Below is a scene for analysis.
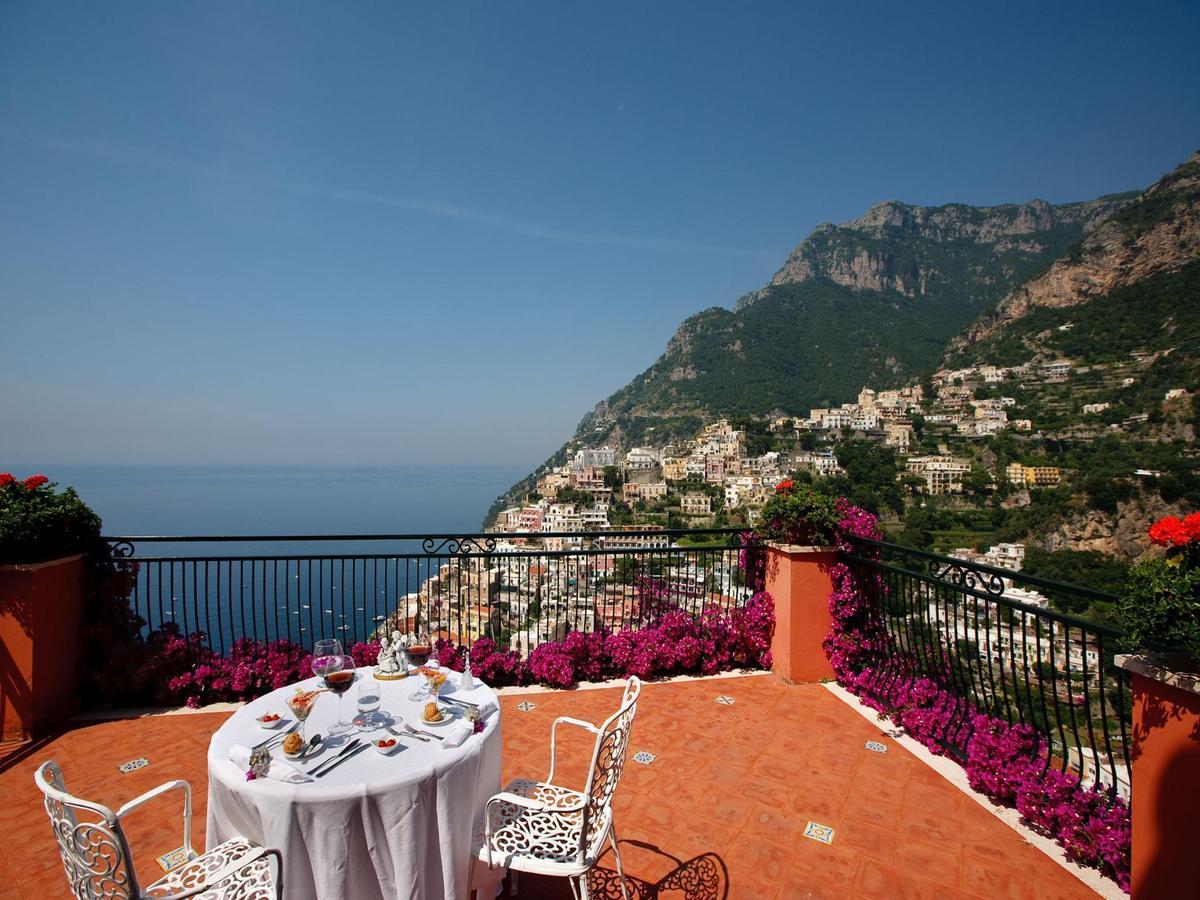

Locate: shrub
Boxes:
[1115,512,1200,655]
[754,479,840,546]
[0,474,102,564]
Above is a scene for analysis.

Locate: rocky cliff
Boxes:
[948,152,1200,355]
[738,195,1128,308]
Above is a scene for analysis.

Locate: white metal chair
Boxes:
[474,677,641,900]
[35,760,281,899]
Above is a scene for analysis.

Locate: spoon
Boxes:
[296,734,322,760]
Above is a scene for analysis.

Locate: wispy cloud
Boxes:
[2,128,772,258]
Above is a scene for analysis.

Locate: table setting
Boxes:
[205,638,503,899]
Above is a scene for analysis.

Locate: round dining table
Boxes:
[205,667,503,900]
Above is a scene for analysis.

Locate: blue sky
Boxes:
[2,1,1198,467]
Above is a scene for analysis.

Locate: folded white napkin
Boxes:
[448,678,498,719]
[441,722,473,749]
[228,744,313,783]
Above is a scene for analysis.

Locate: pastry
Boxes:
[282,732,303,755]
[423,702,443,723]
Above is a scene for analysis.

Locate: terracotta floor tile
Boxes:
[958,855,1038,900]
[893,837,963,889]
[3,677,1106,900]
[723,832,791,899]
[788,839,863,887]
[855,857,926,900]
[835,818,899,864]
[695,788,756,831]
[740,800,809,846]
[841,786,904,829]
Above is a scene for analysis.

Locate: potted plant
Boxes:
[755,479,843,683]
[754,479,841,548]
[0,474,102,739]
[1113,513,1200,899]
[1115,513,1200,664]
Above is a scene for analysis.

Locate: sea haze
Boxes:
[24,465,525,551]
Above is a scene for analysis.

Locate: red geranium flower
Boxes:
[22,474,49,490]
[775,479,794,494]
[1184,511,1200,543]
[1148,515,1192,547]
[0,473,14,488]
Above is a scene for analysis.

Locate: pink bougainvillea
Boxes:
[131,587,775,710]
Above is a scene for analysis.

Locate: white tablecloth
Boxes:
[206,668,502,900]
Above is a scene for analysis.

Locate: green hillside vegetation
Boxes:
[956,259,1200,369]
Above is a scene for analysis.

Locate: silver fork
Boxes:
[405,722,443,742]
[387,724,429,743]
[254,722,298,751]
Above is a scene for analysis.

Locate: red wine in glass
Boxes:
[324,670,354,694]
[323,663,355,734]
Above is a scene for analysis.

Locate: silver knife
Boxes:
[308,739,361,776]
[315,742,370,778]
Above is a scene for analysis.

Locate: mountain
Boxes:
[947,151,1200,359]
[485,192,1129,522]
[594,195,1127,440]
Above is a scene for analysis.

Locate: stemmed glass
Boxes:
[406,631,433,701]
[313,639,354,735]
[405,631,431,668]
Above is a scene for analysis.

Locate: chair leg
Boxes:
[609,824,630,900]
[568,875,581,900]
[577,873,590,900]
[508,869,519,896]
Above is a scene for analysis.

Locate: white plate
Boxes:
[419,709,457,727]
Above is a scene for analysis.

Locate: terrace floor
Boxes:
[0,674,1104,899]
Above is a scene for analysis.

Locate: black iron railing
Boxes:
[841,537,1131,799]
[104,528,750,657]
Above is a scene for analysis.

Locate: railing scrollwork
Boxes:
[106,540,135,559]
[926,559,1007,598]
[420,535,498,556]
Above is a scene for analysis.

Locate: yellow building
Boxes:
[1025,466,1062,487]
[662,457,688,481]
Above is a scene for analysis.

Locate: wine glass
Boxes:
[312,639,345,680]
[405,631,431,668]
[313,640,353,734]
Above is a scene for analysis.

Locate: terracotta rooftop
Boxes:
[0,674,1105,899]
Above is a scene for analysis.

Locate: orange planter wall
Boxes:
[1127,669,1200,900]
[764,544,837,683]
[0,554,86,742]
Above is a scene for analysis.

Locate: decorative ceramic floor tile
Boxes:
[865,740,888,753]
[516,701,537,712]
[156,847,195,872]
[803,821,836,845]
[118,757,150,774]
[715,695,736,705]
[632,751,656,765]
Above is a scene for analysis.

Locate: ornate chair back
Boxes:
[35,760,141,899]
[578,676,641,859]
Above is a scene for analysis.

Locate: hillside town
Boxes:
[489,352,1192,541]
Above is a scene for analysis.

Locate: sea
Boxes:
[31,464,525,544]
[20,464,530,648]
